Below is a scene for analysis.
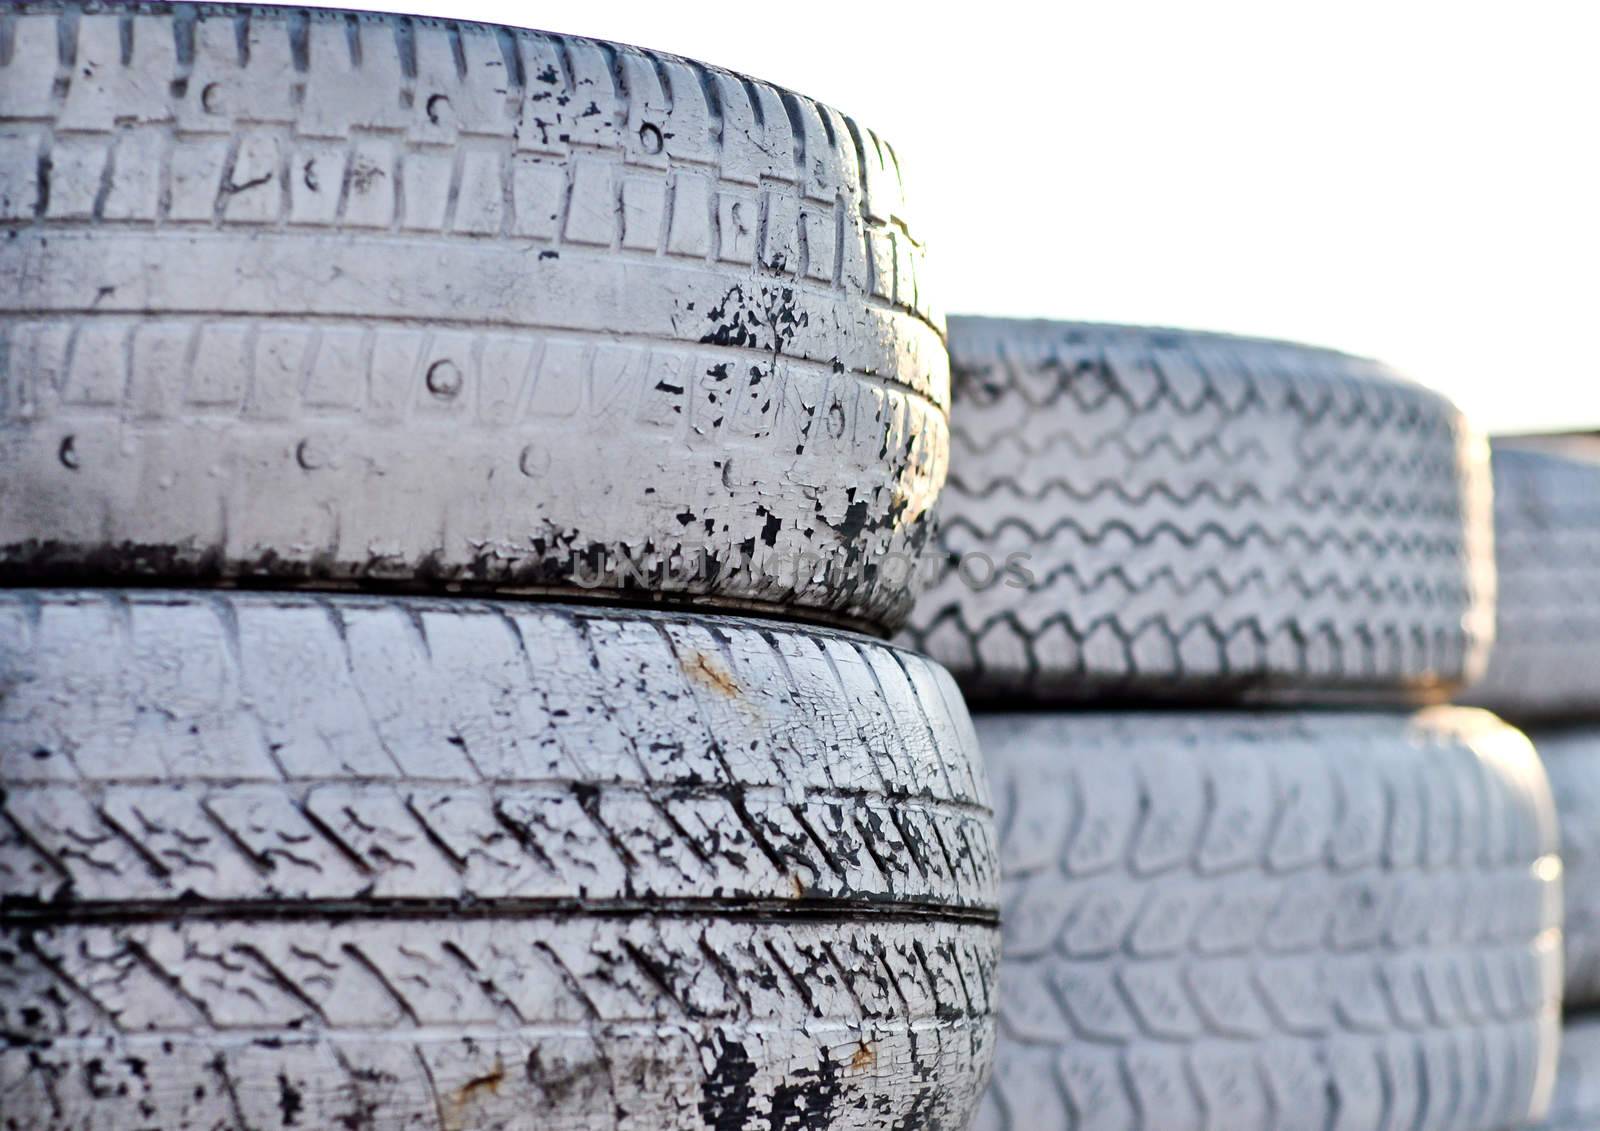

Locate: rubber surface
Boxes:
[1462,445,1600,723]
[975,708,1563,1131]
[1534,1015,1600,1131]
[0,590,999,1130]
[900,318,1495,704]
[0,2,948,634]
[1529,727,1600,1009]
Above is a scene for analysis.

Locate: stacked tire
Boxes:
[0,5,1000,1129]
[1464,440,1600,1130]
[905,319,1564,1131]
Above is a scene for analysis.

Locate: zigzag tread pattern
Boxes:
[901,318,1494,704]
[1462,444,1600,723]
[0,917,999,1131]
[0,777,997,911]
[973,708,1564,1131]
[1528,727,1600,1007]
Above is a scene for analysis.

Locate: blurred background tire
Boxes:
[1462,443,1600,722]
[1526,728,1600,1009]
[974,708,1562,1131]
[1532,1015,1600,1131]
[901,319,1494,703]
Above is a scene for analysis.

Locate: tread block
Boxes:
[901,319,1491,703]
[0,1,947,633]
[972,709,1561,1131]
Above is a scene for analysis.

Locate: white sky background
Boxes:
[289,1,1600,434]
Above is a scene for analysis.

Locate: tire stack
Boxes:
[1462,439,1600,1131]
[903,318,1566,1131]
[0,5,1000,1129]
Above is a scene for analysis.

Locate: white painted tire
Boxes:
[975,708,1562,1131]
[900,319,1495,703]
[1535,1015,1600,1131]
[1462,445,1600,723]
[0,2,948,634]
[1529,727,1600,1008]
[0,591,998,1131]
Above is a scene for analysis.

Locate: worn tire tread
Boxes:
[975,708,1562,1131]
[0,590,998,1131]
[901,318,1493,703]
[0,1,947,631]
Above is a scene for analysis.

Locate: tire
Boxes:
[0,3,948,635]
[1528,727,1600,1008]
[1497,432,1600,463]
[1534,1015,1600,1131]
[1461,445,1600,723]
[974,708,1563,1131]
[0,590,999,1131]
[899,319,1495,704]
